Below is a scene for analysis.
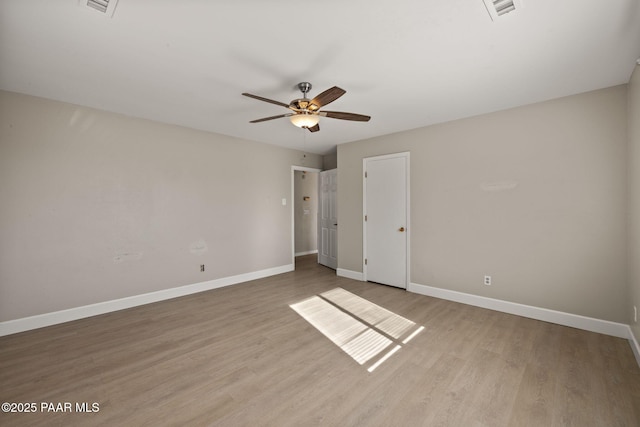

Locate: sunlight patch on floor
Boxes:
[290,296,392,364]
[290,288,423,371]
[402,325,425,344]
[368,345,402,373]
[320,288,416,339]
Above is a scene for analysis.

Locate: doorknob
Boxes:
[399,227,405,232]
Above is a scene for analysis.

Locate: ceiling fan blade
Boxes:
[307,123,320,133]
[242,93,290,109]
[250,113,294,123]
[319,111,371,122]
[308,86,346,110]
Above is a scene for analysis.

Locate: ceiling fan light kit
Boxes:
[290,113,320,128]
[243,82,370,133]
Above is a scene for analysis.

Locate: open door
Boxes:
[318,169,338,269]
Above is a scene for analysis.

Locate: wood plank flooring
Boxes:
[1,255,639,426]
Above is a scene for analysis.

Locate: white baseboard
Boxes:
[337,268,364,281]
[408,282,629,339]
[295,250,318,257]
[0,263,294,337]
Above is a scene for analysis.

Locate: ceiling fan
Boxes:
[242,82,371,132]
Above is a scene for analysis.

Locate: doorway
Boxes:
[291,166,321,267]
[363,152,410,288]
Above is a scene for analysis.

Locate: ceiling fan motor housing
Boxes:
[291,98,311,110]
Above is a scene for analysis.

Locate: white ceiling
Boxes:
[1,1,639,155]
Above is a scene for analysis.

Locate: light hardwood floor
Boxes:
[1,255,639,426]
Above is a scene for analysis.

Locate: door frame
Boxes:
[291,165,322,267]
[362,152,410,287]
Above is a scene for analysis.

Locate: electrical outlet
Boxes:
[200,264,205,272]
[484,275,491,286]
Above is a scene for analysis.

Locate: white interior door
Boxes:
[364,153,409,288]
[318,169,338,269]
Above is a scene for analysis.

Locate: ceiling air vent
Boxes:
[483,0,522,21]
[79,0,119,17]
[87,0,108,13]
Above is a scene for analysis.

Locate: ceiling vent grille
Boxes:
[79,0,119,17]
[87,0,108,13]
[483,0,522,21]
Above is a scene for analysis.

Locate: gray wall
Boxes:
[323,153,337,170]
[0,90,322,321]
[338,85,628,323]
[294,170,318,255]
[629,65,640,340]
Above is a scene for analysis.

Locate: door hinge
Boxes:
[364,171,367,178]
[365,258,367,265]
[365,215,367,221]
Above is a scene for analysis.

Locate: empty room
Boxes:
[1,1,640,426]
